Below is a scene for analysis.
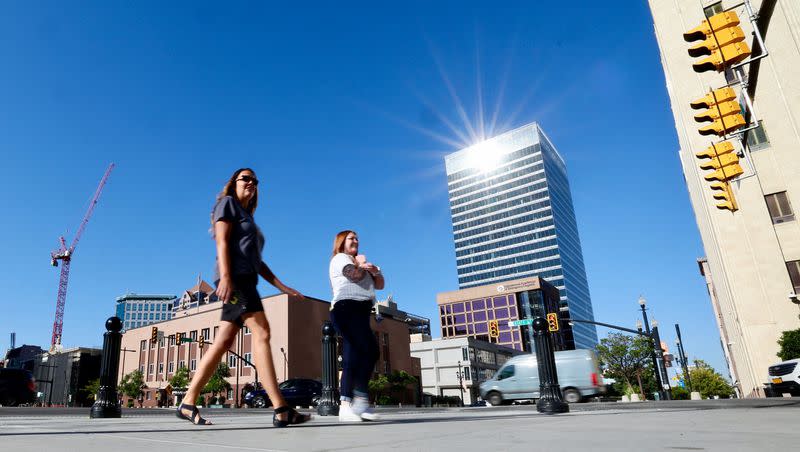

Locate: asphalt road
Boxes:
[0,399,797,451]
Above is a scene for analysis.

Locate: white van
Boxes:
[479,349,605,405]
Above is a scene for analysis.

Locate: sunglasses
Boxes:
[237,175,259,186]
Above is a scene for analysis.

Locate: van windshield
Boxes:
[497,365,515,380]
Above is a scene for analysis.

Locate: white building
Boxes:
[410,336,523,404]
[647,0,800,397]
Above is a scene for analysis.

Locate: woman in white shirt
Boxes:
[329,230,384,421]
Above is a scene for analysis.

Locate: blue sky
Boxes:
[0,2,728,377]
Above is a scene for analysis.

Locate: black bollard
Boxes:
[532,316,569,414]
[317,321,340,416]
[90,317,123,418]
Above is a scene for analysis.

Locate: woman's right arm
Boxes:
[215,220,234,302]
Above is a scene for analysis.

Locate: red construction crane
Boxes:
[49,163,115,350]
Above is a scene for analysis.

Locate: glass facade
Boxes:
[444,123,598,349]
[115,294,177,331]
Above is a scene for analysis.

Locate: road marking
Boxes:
[101,434,288,452]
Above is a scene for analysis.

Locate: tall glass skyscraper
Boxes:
[444,122,598,349]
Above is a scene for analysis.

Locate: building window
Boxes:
[146,391,151,400]
[190,359,197,371]
[179,360,185,369]
[788,261,800,295]
[169,335,175,346]
[244,353,252,367]
[228,355,237,368]
[462,347,469,361]
[139,365,144,374]
[158,337,165,348]
[746,121,770,151]
[158,363,164,374]
[766,192,794,224]
[140,340,146,351]
[243,326,251,335]
[464,366,471,381]
[703,2,723,18]
[190,330,198,341]
[227,389,234,400]
[168,362,174,373]
[213,326,219,339]
[202,328,210,340]
[148,364,154,375]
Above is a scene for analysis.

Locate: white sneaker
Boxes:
[351,397,381,421]
[338,402,363,422]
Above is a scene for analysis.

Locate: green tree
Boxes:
[387,370,418,404]
[690,360,733,399]
[81,378,101,403]
[203,362,231,403]
[368,374,390,404]
[169,365,190,390]
[777,328,800,361]
[119,370,146,406]
[596,333,654,399]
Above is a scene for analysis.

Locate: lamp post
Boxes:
[456,361,465,406]
[675,324,692,392]
[651,320,671,399]
[638,296,666,401]
[280,347,288,382]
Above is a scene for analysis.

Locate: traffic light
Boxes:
[150,327,158,344]
[488,320,499,339]
[546,313,559,332]
[690,87,746,136]
[198,335,205,349]
[683,10,751,73]
[695,141,742,211]
[175,332,183,344]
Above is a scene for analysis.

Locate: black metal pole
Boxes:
[457,360,464,406]
[318,321,339,416]
[532,317,569,414]
[675,324,692,392]
[651,325,671,400]
[90,317,123,418]
[640,304,665,400]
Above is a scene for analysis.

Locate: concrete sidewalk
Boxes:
[0,403,797,451]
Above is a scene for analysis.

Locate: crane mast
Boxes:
[50,163,114,350]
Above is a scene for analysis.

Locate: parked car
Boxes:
[479,349,605,405]
[766,358,800,396]
[0,368,37,406]
[243,378,322,408]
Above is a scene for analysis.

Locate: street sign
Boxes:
[508,318,534,327]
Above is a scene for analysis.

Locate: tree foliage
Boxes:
[690,360,733,399]
[119,370,145,402]
[596,333,654,398]
[81,378,101,402]
[368,371,418,404]
[203,362,231,398]
[169,365,190,390]
[777,328,800,361]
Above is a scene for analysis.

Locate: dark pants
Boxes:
[330,299,379,400]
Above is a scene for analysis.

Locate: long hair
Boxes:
[210,168,258,229]
[332,230,355,257]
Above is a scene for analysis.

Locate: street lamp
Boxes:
[638,296,668,400]
[280,347,288,382]
[674,324,692,392]
[456,360,465,406]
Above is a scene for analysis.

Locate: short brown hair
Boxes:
[332,230,355,257]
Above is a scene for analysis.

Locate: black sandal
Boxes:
[273,405,311,427]
[176,403,213,425]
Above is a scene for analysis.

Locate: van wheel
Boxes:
[487,392,503,406]
[562,389,582,403]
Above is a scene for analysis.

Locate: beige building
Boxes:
[119,289,423,407]
[647,0,800,396]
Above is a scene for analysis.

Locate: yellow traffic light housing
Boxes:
[175,332,183,344]
[684,10,751,72]
[546,313,559,332]
[198,335,205,349]
[695,141,741,212]
[150,327,158,344]
[489,320,499,339]
[690,87,746,136]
